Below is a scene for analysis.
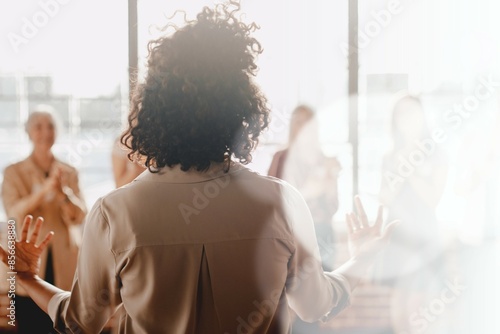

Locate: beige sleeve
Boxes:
[48,199,121,333]
[282,183,351,322]
[66,168,86,226]
[2,165,26,221]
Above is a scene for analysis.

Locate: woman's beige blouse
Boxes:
[1,157,84,294]
[48,165,351,333]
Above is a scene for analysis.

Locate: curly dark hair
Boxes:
[121,1,270,172]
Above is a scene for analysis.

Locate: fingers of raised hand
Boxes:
[346,213,361,233]
[37,232,54,251]
[349,212,362,231]
[345,214,354,233]
[20,216,53,249]
[354,196,369,228]
[381,220,401,240]
[29,217,44,244]
[20,215,33,242]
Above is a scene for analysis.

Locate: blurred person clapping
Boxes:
[1,107,86,334]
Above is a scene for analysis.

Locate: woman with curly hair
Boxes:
[0,2,398,333]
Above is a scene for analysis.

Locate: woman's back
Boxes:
[109,166,293,333]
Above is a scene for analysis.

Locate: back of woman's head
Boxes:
[122,1,270,172]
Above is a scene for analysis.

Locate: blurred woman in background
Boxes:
[378,95,448,283]
[269,105,341,271]
[1,107,86,334]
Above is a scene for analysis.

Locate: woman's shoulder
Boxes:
[246,165,308,199]
[3,157,32,175]
[238,165,284,183]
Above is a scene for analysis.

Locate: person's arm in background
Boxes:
[2,165,57,221]
[112,146,128,188]
[268,150,285,178]
[0,200,121,333]
[58,165,86,226]
[284,185,398,322]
